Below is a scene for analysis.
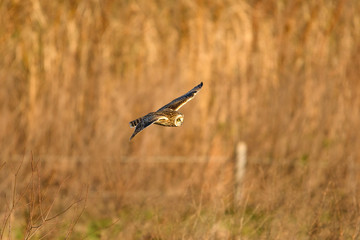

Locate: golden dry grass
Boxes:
[1,0,360,239]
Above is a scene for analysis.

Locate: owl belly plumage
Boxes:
[154,109,184,127]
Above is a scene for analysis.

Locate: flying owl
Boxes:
[129,82,203,140]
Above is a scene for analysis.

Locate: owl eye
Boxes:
[175,117,183,126]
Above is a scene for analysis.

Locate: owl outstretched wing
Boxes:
[157,82,203,112]
[129,114,168,140]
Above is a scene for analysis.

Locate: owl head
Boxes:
[175,114,184,126]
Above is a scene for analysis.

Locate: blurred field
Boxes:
[1,0,360,239]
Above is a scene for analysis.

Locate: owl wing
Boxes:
[157,82,203,112]
[129,114,168,140]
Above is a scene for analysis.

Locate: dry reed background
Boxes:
[1,0,360,239]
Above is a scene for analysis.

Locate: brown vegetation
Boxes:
[1,0,360,238]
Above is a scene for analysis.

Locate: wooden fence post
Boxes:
[234,141,247,205]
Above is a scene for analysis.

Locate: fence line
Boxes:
[2,142,249,205]
[2,154,228,163]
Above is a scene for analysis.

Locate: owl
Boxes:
[129,82,203,140]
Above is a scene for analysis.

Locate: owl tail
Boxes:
[129,117,142,128]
